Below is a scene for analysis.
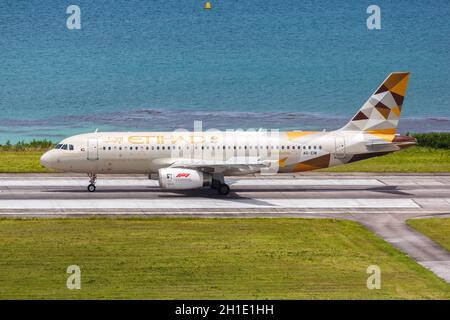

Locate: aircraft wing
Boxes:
[168,157,275,173]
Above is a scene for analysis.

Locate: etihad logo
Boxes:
[176,173,191,178]
[128,135,207,145]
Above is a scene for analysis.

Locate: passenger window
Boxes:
[119,147,122,150]
[314,146,316,149]
[108,147,111,150]
[157,146,160,150]
[308,146,311,150]
[103,147,106,150]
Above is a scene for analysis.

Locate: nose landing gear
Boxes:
[87,173,97,192]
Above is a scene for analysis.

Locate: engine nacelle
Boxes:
[158,168,211,189]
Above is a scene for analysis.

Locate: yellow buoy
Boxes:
[204,2,212,10]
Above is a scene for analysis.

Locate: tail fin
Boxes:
[341,72,410,134]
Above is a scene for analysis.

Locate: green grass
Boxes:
[0,151,52,173]
[0,218,448,299]
[323,147,450,172]
[407,218,450,252]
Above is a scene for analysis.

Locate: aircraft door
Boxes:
[87,138,99,160]
[334,136,346,159]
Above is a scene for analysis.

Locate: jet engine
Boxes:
[158,168,211,189]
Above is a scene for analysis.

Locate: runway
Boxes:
[1,173,450,283]
[0,173,449,215]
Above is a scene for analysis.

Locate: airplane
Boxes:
[40,72,416,195]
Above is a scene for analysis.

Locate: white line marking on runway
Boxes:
[0,198,419,210]
[0,179,156,187]
[231,179,384,186]
[380,179,444,186]
[0,178,384,187]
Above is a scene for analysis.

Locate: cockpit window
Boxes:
[54,143,74,151]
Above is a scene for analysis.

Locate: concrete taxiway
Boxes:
[0,173,449,283]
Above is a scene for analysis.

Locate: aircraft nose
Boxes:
[40,151,54,168]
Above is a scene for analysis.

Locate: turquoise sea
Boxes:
[1,0,449,142]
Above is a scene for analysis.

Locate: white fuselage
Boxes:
[40,129,408,175]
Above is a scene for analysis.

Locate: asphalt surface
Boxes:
[0,172,449,283]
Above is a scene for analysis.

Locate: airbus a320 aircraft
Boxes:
[40,72,416,195]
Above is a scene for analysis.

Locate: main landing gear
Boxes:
[87,173,97,192]
[217,183,230,195]
[210,175,230,195]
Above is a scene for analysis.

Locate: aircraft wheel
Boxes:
[217,183,230,195]
[87,184,96,192]
[211,179,220,190]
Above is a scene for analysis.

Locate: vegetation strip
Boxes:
[0,218,448,299]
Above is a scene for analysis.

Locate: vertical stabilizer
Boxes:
[341,72,410,134]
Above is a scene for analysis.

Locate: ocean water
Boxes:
[1,0,449,142]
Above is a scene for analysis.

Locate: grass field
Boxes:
[407,218,450,252]
[0,151,51,173]
[0,218,448,299]
[322,147,450,172]
[0,147,449,173]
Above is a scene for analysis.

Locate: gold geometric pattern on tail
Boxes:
[342,72,410,137]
